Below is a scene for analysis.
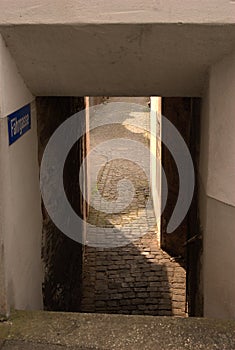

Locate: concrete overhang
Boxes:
[0,1,235,96]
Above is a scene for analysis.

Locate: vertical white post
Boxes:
[150,96,162,243]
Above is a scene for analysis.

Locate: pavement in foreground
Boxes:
[0,311,235,349]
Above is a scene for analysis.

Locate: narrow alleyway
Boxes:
[81,97,187,317]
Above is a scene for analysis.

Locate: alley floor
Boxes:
[81,98,187,317]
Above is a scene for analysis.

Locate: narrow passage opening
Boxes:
[38,96,201,317]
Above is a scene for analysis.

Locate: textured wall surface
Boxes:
[0,33,42,314]
[0,0,235,24]
[200,50,235,319]
[1,24,235,97]
[37,97,85,311]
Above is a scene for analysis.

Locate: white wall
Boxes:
[0,34,42,314]
[200,50,235,319]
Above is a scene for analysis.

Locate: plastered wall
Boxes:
[0,0,234,24]
[0,34,42,314]
[200,50,235,319]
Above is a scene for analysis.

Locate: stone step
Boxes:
[0,310,234,350]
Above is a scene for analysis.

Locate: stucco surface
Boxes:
[0,0,235,24]
[0,24,235,96]
[200,49,235,319]
[205,51,235,207]
[201,191,235,319]
[4,103,43,310]
[0,36,42,312]
[0,35,33,118]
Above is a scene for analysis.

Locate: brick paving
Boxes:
[81,97,187,317]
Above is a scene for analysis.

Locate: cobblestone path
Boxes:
[81,98,187,317]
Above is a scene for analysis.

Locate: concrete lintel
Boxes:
[0,24,235,96]
[0,0,235,25]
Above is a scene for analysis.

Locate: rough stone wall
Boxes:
[37,97,85,312]
[161,97,202,316]
[161,98,192,259]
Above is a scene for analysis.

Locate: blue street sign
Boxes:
[8,104,31,145]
